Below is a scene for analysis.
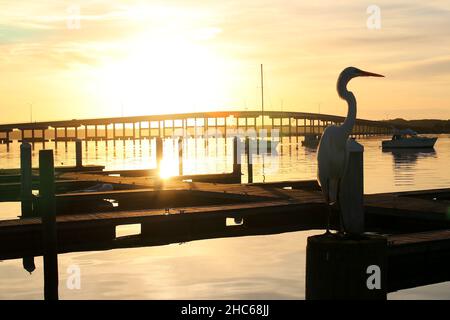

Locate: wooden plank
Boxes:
[388,229,450,246]
[365,194,447,215]
[0,198,324,228]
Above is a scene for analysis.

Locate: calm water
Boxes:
[1,134,449,299]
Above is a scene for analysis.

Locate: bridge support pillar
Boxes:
[64,127,68,148]
[53,128,58,149]
[289,117,292,142]
[6,131,10,151]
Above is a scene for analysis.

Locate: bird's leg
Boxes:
[336,178,346,237]
[325,204,332,235]
[324,180,332,235]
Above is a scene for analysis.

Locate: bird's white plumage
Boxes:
[316,66,384,231]
[317,125,348,204]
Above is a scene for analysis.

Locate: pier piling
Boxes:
[20,143,33,218]
[306,234,387,300]
[178,138,183,176]
[233,137,241,181]
[245,137,253,184]
[75,139,82,168]
[38,150,59,300]
[156,137,163,170]
[339,140,364,235]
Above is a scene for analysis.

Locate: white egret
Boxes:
[317,67,384,234]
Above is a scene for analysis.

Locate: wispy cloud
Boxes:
[0,0,450,121]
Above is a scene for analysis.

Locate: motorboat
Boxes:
[382,129,437,149]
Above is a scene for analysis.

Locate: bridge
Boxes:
[0,110,392,148]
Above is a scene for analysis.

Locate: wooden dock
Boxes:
[1,157,450,297]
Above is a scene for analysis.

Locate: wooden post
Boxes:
[246,137,253,184]
[156,137,163,170]
[6,131,10,151]
[339,139,364,235]
[20,143,33,218]
[289,117,292,142]
[306,234,387,300]
[224,117,227,140]
[204,118,208,147]
[178,138,183,176]
[279,118,282,138]
[75,139,82,168]
[233,137,241,181]
[39,150,59,300]
[21,142,35,273]
[162,120,166,138]
[31,129,35,148]
[54,127,58,149]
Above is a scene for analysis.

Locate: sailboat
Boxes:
[258,64,279,154]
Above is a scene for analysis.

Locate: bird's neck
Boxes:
[340,90,356,139]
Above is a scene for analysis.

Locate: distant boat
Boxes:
[382,129,437,149]
[302,134,321,148]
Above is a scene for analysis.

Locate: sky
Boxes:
[0,0,450,123]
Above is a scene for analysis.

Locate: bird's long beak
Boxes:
[359,70,384,77]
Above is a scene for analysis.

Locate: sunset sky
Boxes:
[1,0,450,123]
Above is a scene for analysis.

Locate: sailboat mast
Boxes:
[260,64,266,183]
[261,64,264,130]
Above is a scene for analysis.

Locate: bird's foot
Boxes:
[333,231,346,239]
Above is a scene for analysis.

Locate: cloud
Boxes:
[395,56,450,78]
[0,0,450,120]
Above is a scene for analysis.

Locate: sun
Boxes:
[95,26,230,116]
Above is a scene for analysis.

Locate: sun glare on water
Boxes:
[158,158,179,179]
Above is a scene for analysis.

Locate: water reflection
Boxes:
[8,221,326,300]
[387,148,437,164]
[384,148,437,186]
[1,135,450,299]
